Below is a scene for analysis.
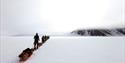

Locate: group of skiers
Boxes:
[19,33,50,61]
[33,33,50,49]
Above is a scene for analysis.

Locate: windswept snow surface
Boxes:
[0,36,125,63]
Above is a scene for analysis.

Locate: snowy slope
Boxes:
[0,36,125,63]
[0,36,34,63]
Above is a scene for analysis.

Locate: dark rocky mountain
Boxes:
[71,28,125,36]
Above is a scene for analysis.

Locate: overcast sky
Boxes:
[1,0,125,35]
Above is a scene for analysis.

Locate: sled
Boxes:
[19,48,34,61]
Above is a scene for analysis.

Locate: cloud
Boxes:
[1,0,124,35]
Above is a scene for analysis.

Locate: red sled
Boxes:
[19,48,34,61]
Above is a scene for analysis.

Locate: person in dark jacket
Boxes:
[42,35,50,44]
[34,33,39,49]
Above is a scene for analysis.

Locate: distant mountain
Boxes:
[71,28,125,36]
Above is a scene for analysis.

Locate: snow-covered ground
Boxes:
[0,36,125,63]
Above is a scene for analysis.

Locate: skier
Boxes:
[33,33,39,49]
[42,35,50,44]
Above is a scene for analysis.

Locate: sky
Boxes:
[0,0,125,35]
